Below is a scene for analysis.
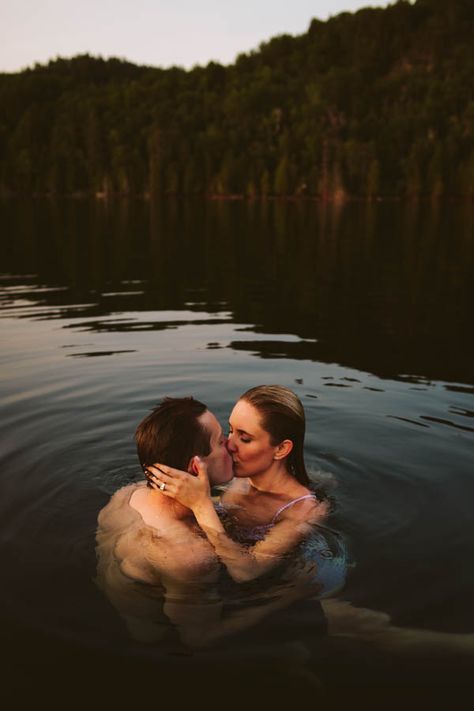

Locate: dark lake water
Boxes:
[0,198,473,703]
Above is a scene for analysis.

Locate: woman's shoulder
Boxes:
[275,488,324,523]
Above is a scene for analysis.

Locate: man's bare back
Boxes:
[96,481,224,645]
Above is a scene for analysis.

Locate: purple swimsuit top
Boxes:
[216,494,317,545]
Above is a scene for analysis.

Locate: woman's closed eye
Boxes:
[228,427,252,443]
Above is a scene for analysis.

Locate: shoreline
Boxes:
[0,192,472,204]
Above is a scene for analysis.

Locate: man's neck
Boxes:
[147,488,193,521]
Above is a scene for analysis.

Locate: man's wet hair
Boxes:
[135,397,211,473]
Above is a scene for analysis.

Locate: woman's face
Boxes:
[227,399,280,478]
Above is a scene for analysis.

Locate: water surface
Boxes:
[1,198,473,699]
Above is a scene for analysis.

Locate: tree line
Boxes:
[0,0,472,200]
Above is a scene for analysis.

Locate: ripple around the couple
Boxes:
[0,376,114,408]
[90,463,141,494]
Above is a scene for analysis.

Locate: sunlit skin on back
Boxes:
[117,409,232,584]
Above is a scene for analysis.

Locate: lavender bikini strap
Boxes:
[271,494,317,524]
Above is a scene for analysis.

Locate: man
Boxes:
[96,397,310,650]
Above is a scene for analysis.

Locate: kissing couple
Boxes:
[96,385,346,653]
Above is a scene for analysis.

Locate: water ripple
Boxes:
[419,416,474,433]
[386,415,430,428]
[67,350,137,358]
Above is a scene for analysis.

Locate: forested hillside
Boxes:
[0,0,472,199]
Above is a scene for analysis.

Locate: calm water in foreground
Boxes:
[0,199,473,703]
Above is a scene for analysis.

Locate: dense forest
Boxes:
[0,0,472,200]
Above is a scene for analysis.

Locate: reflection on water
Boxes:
[1,198,473,382]
[0,199,473,700]
[323,598,474,658]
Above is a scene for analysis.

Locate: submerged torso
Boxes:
[97,481,219,586]
[95,482,221,643]
[218,480,348,598]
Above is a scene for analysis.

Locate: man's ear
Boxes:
[274,439,293,460]
[187,456,199,476]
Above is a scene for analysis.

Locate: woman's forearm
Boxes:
[145,461,313,583]
[192,500,280,582]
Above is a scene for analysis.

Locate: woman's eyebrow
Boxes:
[229,422,253,437]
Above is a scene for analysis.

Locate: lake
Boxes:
[0,198,473,704]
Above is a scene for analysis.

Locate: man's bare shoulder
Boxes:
[97,482,142,531]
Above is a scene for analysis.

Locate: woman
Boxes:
[146,385,347,594]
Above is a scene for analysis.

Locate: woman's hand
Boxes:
[145,457,211,511]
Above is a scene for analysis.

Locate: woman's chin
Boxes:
[232,463,247,478]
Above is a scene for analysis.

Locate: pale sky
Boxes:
[0,0,394,73]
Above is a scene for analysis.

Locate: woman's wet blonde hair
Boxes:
[239,384,310,486]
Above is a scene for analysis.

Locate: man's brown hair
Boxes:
[135,397,211,472]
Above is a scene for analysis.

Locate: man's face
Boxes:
[198,410,233,485]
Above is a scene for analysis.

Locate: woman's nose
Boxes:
[226,435,236,454]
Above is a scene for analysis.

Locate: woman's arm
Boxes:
[146,460,323,583]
